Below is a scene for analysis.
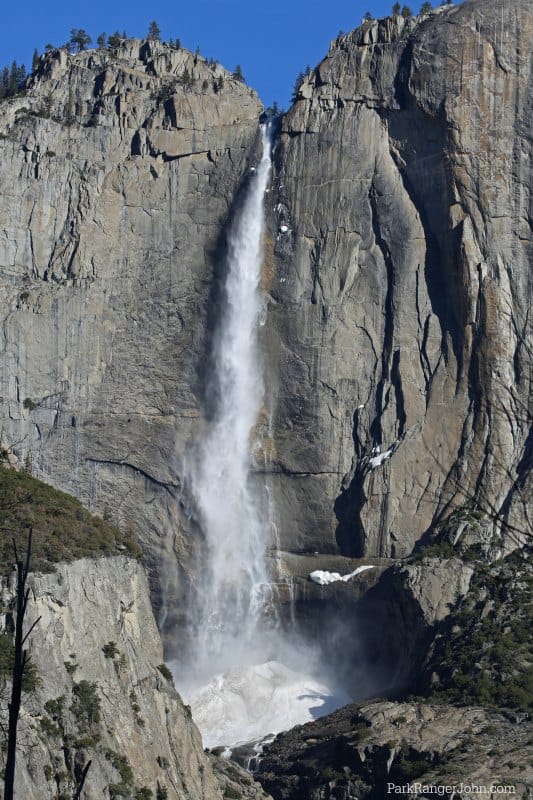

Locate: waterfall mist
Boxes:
[175,123,348,748]
[188,124,273,677]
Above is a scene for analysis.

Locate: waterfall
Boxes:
[177,122,349,749]
[189,123,273,677]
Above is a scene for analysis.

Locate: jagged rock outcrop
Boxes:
[256,699,533,799]
[266,0,532,562]
[0,38,262,621]
[0,556,269,800]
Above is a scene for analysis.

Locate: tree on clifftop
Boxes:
[69,29,92,52]
[392,2,401,13]
[233,64,245,83]
[148,20,161,41]
[107,31,122,50]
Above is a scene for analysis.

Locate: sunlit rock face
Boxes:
[0,558,229,800]
[1,1,531,631]
[0,3,531,761]
[265,0,532,563]
[0,39,263,625]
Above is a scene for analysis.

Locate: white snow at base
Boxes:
[185,660,350,748]
[309,565,375,586]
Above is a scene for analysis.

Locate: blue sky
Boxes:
[2,0,428,108]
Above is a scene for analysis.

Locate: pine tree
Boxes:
[108,31,122,50]
[392,2,401,13]
[31,49,39,73]
[97,33,106,49]
[0,66,9,98]
[401,5,413,16]
[292,70,305,102]
[420,0,432,11]
[233,64,245,83]
[8,61,18,94]
[180,67,194,90]
[70,29,92,52]
[148,20,161,41]
[364,11,374,20]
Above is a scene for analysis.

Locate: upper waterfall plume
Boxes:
[177,122,348,748]
[188,123,273,677]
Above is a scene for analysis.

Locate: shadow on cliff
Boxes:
[293,567,436,702]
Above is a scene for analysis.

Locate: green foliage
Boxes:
[39,716,61,737]
[44,695,65,718]
[411,540,456,561]
[0,61,27,100]
[69,29,92,53]
[364,11,374,20]
[23,398,38,410]
[106,748,135,798]
[321,767,344,782]
[148,21,161,41]
[107,32,123,51]
[392,2,401,13]
[102,641,120,659]
[402,5,413,16]
[389,744,435,782]
[157,663,174,684]
[179,67,194,90]
[0,463,142,576]
[31,49,40,72]
[71,680,101,731]
[97,33,107,49]
[156,784,169,800]
[130,689,144,727]
[64,660,79,675]
[292,70,305,102]
[135,789,154,800]
[232,65,245,83]
[419,547,533,711]
[420,0,433,12]
[0,632,40,691]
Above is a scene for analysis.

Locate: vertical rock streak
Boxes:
[191,124,272,674]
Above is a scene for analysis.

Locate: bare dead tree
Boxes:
[3,528,40,800]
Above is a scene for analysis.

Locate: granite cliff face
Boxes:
[256,699,532,800]
[0,1,530,621]
[0,556,270,800]
[0,0,531,713]
[0,38,262,622]
[265,0,532,565]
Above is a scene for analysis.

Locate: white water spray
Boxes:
[188,124,273,676]
[178,123,349,748]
